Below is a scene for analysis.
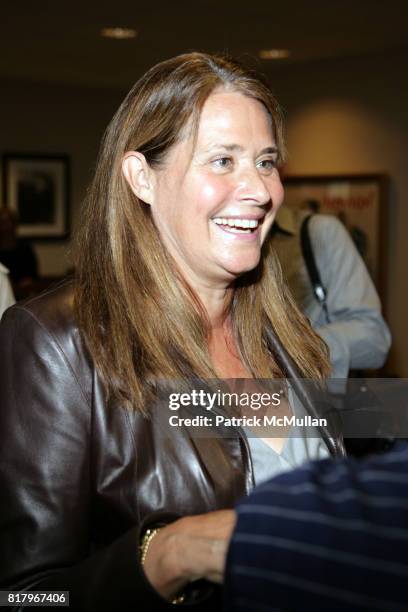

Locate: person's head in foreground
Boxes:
[0,52,339,611]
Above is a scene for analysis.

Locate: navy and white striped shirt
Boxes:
[225,442,408,611]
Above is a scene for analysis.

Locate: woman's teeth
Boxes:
[212,218,259,233]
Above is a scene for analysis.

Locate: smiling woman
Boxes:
[122,91,283,306]
[0,53,344,611]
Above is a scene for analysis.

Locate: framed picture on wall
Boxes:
[2,153,70,239]
[282,173,388,302]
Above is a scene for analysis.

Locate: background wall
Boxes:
[267,49,408,375]
[1,49,407,374]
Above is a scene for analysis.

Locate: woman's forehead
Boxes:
[159,91,276,167]
[195,92,275,148]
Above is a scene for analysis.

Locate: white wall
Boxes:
[1,49,407,373]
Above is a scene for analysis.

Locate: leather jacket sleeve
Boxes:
[0,303,215,611]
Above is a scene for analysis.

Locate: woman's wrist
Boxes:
[140,523,188,601]
[138,511,235,600]
[139,527,162,567]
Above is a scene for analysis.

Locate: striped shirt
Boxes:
[225,442,408,611]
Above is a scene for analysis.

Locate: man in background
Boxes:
[270,205,391,380]
[0,207,38,300]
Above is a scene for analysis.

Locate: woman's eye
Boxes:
[257,159,276,172]
[212,157,232,169]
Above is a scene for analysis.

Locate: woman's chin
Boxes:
[220,254,261,280]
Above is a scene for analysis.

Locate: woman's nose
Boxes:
[236,167,271,205]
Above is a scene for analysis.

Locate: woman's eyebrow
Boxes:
[261,146,279,156]
[203,143,243,153]
[203,143,278,154]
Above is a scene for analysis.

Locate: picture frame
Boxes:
[282,173,388,302]
[2,153,70,239]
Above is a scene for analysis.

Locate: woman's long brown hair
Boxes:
[75,52,330,411]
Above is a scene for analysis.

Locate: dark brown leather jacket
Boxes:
[0,281,343,611]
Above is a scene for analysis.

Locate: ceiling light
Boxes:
[101,27,138,40]
[259,49,290,60]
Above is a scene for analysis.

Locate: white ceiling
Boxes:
[1,0,407,89]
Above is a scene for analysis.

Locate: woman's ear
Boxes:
[122,152,155,205]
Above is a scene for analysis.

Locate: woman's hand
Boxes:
[142,509,236,600]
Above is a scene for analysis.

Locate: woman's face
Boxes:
[149,90,284,289]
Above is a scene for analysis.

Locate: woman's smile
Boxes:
[212,216,263,239]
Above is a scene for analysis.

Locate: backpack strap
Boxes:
[300,215,330,323]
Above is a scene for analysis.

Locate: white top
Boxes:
[0,263,15,320]
[247,386,330,486]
